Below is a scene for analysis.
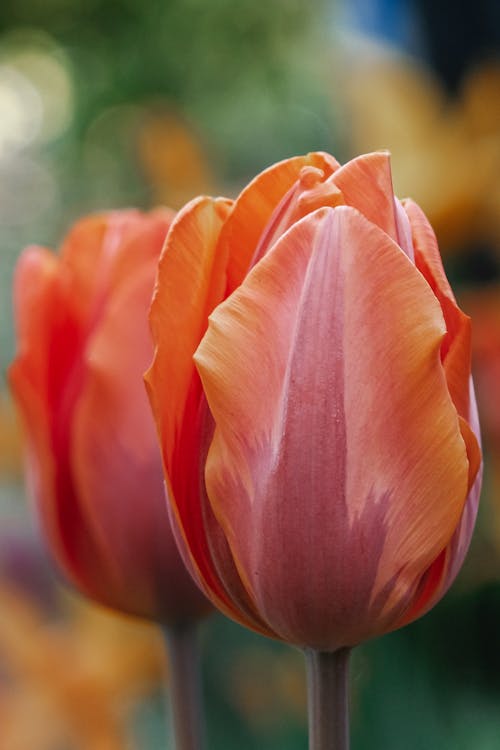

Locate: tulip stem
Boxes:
[305,647,351,750]
[163,623,206,750]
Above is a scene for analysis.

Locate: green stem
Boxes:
[305,647,351,750]
[163,623,206,750]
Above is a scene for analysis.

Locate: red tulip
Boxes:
[10,209,211,624]
[146,152,482,650]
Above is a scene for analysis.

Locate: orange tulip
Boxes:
[146,152,482,651]
[10,209,211,625]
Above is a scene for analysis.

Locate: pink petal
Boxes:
[196,206,469,649]
[331,151,414,259]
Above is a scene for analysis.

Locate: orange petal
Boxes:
[404,199,471,409]
[397,381,482,627]
[249,166,345,268]
[59,209,173,326]
[72,245,208,620]
[9,246,60,524]
[404,198,480,495]
[9,248,106,594]
[220,152,339,293]
[331,151,414,257]
[146,196,252,620]
[147,196,232,460]
[58,213,110,325]
[196,206,469,649]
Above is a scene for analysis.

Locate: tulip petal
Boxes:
[58,214,108,321]
[400,202,481,620]
[59,210,173,325]
[220,152,340,292]
[72,259,208,620]
[443,383,482,584]
[404,198,481,490]
[331,151,414,259]
[196,206,469,649]
[146,196,255,620]
[147,197,232,455]
[398,382,482,626]
[164,484,273,635]
[9,247,62,527]
[250,166,345,268]
[9,248,108,595]
[404,199,469,405]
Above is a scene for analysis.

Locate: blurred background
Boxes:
[0,0,499,747]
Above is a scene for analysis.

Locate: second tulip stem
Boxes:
[305,646,351,750]
[163,622,206,750]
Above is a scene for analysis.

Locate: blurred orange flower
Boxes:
[9,209,211,624]
[138,107,214,210]
[0,392,23,478]
[0,585,163,750]
[341,50,500,253]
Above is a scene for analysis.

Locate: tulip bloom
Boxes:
[146,151,482,651]
[10,209,210,625]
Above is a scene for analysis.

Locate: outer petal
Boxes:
[147,197,232,458]
[397,382,482,626]
[405,200,472,416]
[404,200,480,496]
[58,211,139,325]
[146,196,253,622]
[442,382,482,586]
[72,247,208,621]
[196,206,469,650]
[388,201,484,626]
[57,214,109,324]
[9,247,108,595]
[99,209,175,294]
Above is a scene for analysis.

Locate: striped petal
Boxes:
[195,206,469,649]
